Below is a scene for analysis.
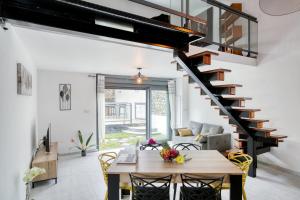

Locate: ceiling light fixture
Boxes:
[133,67,148,84]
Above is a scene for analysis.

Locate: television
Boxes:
[43,123,51,152]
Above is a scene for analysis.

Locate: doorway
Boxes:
[99,86,170,150]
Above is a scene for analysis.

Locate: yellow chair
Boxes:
[98,152,131,200]
[223,152,253,200]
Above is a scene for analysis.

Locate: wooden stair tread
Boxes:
[221,25,242,38]
[221,96,252,100]
[189,51,219,59]
[223,35,242,46]
[268,134,287,139]
[240,118,269,122]
[204,96,251,100]
[250,127,277,132]
[234,138,247,142]
[231,108,261,112]
[221,14,240,31]
[200,68,231,73]
[211,84,242,88]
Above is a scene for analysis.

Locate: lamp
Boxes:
[133,68,147,84]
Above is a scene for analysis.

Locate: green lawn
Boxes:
[100,132,167,150]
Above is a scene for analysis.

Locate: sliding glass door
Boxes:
[97,75,172,150]
[101,89,147,149]
[151,89,170,141]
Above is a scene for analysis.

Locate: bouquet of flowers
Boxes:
[23,167,46,184]
[23,167,46,200]
[147,138,157,145]
[160,143,186,164]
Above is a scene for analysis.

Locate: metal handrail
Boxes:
[206,0,257,22]
[129,0,207,25]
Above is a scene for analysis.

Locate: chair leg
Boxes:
[105,191,108,200]
[173,183,177,200]
[242,187,247,200]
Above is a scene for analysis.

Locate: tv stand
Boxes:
[32,142,58,187]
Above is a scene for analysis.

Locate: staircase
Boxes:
[174,50,287,177]
[0,0,284,178]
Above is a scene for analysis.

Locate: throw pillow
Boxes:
[201,124,211,134]
[198,133,210,143]
[178,128,193,137]
[174,128,187,136]
[189,121,203,135]
[194,134,203,142]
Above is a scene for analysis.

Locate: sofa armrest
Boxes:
[207,133,231,152]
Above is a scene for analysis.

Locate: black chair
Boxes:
[172,143,202,200]
[140,143,163,151]
[172,143,202,150]
[129,174,172,200]
[180,174,224,200]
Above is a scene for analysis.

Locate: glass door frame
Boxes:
[96,74,173,150]
[104,86,171,141]
[147,88,171,141]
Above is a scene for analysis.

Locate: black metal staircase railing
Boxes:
[174,49,287,177]
[174,50,257,177]
[129,0,258,58]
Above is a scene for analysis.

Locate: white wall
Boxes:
[0,25,37,200]
[37,70,97,154]
[188,0,300,174]
[176,77,190,128]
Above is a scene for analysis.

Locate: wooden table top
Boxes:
[108,150,243,175]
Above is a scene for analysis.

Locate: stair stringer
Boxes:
[174,50,258,177]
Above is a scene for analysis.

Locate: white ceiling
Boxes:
[14,26,181,78]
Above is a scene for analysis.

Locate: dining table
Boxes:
[108,150,243,200]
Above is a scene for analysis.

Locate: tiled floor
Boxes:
[31,152,300,200]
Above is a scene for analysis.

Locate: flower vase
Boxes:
[25,183,30,200]
[81,150,86,157]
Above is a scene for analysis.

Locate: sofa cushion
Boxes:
[174,128,187,136]
[173,135,196,144]
[178,128,193,137]
[201,123,223,135]
[189,121,203,135]
[200,133,210,143]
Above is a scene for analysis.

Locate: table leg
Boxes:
[230,175,242,200]
[108,174,120,200]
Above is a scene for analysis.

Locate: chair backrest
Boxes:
[98,152,117,184]
[181,174,224,200]
[130,174,172,200]
[228,152,253,175]
[140,143,163,151]
[173,143,202,150]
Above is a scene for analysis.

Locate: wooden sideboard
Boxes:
[32,142,58,187]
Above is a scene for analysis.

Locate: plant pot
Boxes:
[81,150,86,157]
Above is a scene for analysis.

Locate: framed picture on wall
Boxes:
[59,84,71,111]
[17,63,32,96]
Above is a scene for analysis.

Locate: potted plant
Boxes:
[23,167,46,200]
[71,130,95,157]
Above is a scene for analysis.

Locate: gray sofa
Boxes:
[173,121,231,152]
